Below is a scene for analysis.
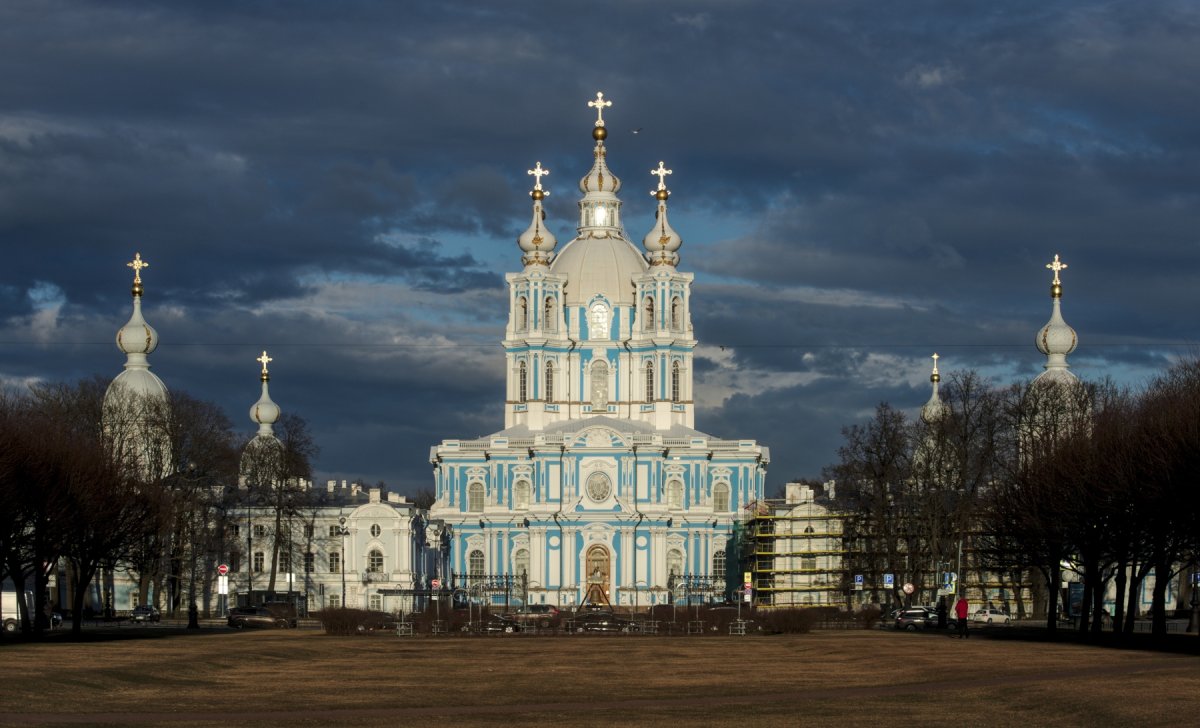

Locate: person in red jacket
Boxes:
[954,597,969,638]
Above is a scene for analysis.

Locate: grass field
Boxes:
[0,628,1196,726]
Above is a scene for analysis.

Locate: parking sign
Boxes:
[883,573,894,588]
[854,574,864,591]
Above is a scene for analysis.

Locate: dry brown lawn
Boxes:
[0,628,1196,726]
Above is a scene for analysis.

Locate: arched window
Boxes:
[544,361,554,402]
[544,297,556,332]
[468,549,485,582]
[590,359,609,409]
[513,548,530,579]
[671,361,681,403]
[713,483,730,512]
[589,302,609,340]
[671,296,682,331]
[712,550,726,580]
[517,296,528,331]
[643,296,654,331]
[514,480,531,509]
[518,361,527,403]
[667,549,683,578]
[367,548,384,573]
[645,360,655,402]
[667,480,683,509]
[468,482,485,513]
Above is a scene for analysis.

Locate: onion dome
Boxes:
[921,353,948,423]
[518,161,557,267]
[1034,254,1079,384]
[577,92,623,233]
[249,350,280,436]
[107,252,167,401]
[643,161,682,267]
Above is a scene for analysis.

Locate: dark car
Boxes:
[227,606,290,629]
[510,604,560,629]
[131,605,161,623]
[570,611,631,633]
[481,615,524,633]
[894,607,935,631]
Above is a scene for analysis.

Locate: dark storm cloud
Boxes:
[1,0,1197,492]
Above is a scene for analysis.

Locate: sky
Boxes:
[2,0,1198,495]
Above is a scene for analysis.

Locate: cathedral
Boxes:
[428,94,770,608]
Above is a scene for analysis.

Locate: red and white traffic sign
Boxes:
[431,578,441,589]
[217,563,229,576]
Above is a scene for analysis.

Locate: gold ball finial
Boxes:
[531,188,545,201]
[655,188,669,201]
[592,125,607,141]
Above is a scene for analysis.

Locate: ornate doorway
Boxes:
[583,545,611,607]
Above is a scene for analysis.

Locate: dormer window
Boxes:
[589,302,610,340]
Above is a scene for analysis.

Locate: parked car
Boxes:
[481,615,524,633]
[970,608,1011,624]
[570,611,631,633]
[509,604,560,629]
[227,606,290,629]
[894,607,935,631]
[131,605,161,623]
[260,601,299,628]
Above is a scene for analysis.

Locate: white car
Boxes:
[970,607,1010,624]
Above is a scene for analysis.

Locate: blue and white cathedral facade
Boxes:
[429,94,770,608]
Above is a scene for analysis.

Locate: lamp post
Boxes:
[337,516,349,609]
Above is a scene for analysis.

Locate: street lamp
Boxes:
[337,516,350,609]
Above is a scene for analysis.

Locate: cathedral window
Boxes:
[712,550,726,580]
[367,549,384,573]
[517,296,528,331]
[518,362,527,403]
[667,549,683,578]
[590,360,609,409]
[671,361,681,403]
[370,523,381,538]
[645,360,654,402]
[713,483,730,512]
[468,549,485,582]
[514,480,531,509]
[671,296,682,331]
[667,480,683,509]
[513,548,530,579]
[468,482,485,513]
[545,361,554,402]
[643,296,654,332]
[544,297,556,332]
[589,302,609,340]
[329,551,340,573]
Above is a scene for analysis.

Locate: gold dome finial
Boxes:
[930,352,941,383]
[1046,254,1067,298]
[528,161,550,200]
[257,350,273,382]
[650,161,672,200]
[126,252,149,296]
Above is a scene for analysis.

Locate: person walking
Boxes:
[954,596,969,639]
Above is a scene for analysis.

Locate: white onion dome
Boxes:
[643,161,682,267]
[249,351,280,436]
[108,252,167,402]
[550,92,648,306]
[518,161,557,267]
[1034,254,1078,384]
[921,353,947,423]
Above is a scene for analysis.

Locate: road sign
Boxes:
[902,582,915,595]
[431,578,441,589]
[883,573,894,588]
[854,574,864,591]
[217,563,229,576]
[217,575,228,596]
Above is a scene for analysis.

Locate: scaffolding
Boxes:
[740,498,849,609]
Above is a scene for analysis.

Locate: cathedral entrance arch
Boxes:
[583,545,611,607]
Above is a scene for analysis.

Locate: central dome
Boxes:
[551,234,647,306]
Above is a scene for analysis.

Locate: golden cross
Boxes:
[126,252,149,284]
[588,92,612,127]
[527,161,549,192]
[1046,254,1068,285]
[651,161,672,191]
[257,350,272,374]
[931,352,940,375]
